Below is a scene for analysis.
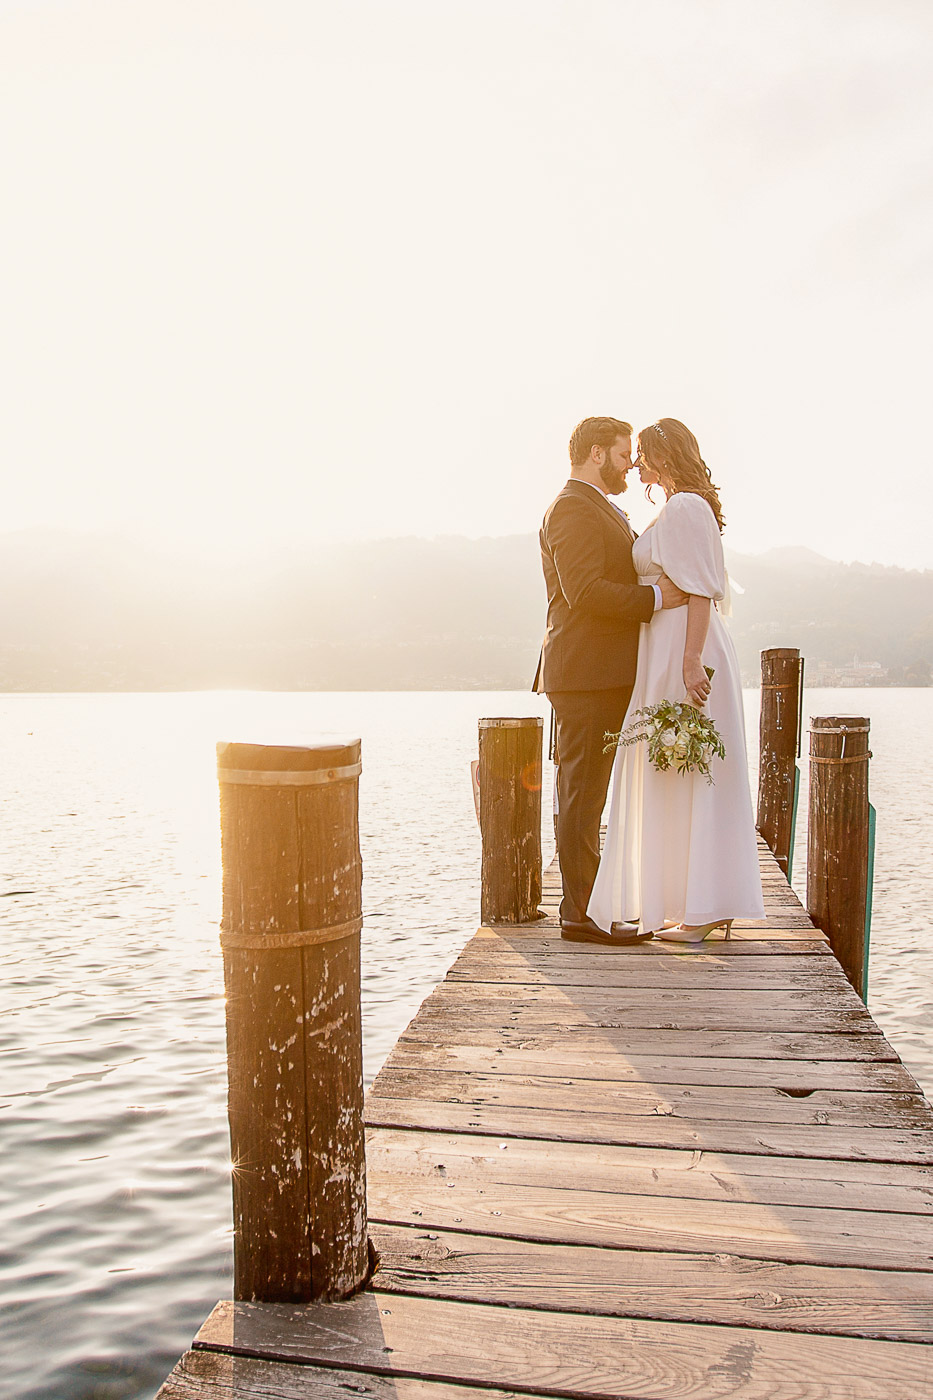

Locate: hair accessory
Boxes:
[652,422,668,440]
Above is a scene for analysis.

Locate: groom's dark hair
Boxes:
[569,417,633,467]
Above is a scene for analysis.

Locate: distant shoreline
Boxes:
[3,533,931,691]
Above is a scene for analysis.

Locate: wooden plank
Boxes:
[383,1041,919,1091]
[365,1096,933,1163]
[155,1348,521,1400]
[457,945,834,972]
[471,927,827,953]
[366,1170,933,1271]
[468,932,828,954]
[447,959,853,991]
[417,994,872,1028]
[414,990,874,1035]
[397,1024,901,1062]
[370,1222,933,1343]
[196,1292,933,1398]
[722,924,818,935]
[369,1068,933,1130]
[366,1128,933,1213]
[424,982,872,1015]
[498,921,822,938]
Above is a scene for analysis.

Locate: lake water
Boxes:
[2,688,931,1400]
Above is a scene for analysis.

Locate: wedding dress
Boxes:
[587,492,765,934]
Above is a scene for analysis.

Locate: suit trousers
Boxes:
[548,687,632,926]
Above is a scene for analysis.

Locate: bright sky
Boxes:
[1,0,931,566]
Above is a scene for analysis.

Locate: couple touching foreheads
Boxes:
[534,415,764,946]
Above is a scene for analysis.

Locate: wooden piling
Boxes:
[757,647,803,874]
[478,717,542,924]
[806,716,872,996]
[216,738,368,1304]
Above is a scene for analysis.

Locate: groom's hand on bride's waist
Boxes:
[657,576,689,609]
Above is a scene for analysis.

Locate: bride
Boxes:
[587,418,765,941]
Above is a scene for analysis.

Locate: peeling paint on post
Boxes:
[217,739,368,1303]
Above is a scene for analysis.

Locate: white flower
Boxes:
[660,728,677,748]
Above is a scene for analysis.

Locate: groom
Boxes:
[534,417,686,945]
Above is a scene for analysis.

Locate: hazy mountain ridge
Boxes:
[725,546,933,682]
[1,530,930,690]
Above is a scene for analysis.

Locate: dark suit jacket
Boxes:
[534,479,655,693]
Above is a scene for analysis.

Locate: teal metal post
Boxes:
[862,803,876,1003]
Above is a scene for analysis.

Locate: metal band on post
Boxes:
[218,763,362,787]
[810,753,873,765]
[478,718,540,729]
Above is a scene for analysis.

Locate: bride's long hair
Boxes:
[639,419,726,533]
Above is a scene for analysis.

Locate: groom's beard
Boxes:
[599,462,628,495]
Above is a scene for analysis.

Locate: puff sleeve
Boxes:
[651,492,725,600]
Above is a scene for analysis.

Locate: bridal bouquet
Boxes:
[604,668,726,784]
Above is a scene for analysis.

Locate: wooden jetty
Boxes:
[157,679,933,1400]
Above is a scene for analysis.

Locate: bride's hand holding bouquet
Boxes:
[683,653,712,708]
[604,666,725,784]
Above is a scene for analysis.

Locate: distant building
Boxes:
[806,658,884,687]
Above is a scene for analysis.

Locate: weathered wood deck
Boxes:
[159,841,933,1399]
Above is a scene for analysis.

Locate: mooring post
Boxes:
[806,716,872,996]
[757,647,803,875]
[216,738,368,1303]
[479,716,543,924]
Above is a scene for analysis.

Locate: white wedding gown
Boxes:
[588,492,765,933]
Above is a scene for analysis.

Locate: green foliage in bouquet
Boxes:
[604,667,726,784]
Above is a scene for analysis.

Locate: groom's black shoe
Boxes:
[560,916,652,946]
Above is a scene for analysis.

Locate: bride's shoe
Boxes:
[656,919,734,943]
